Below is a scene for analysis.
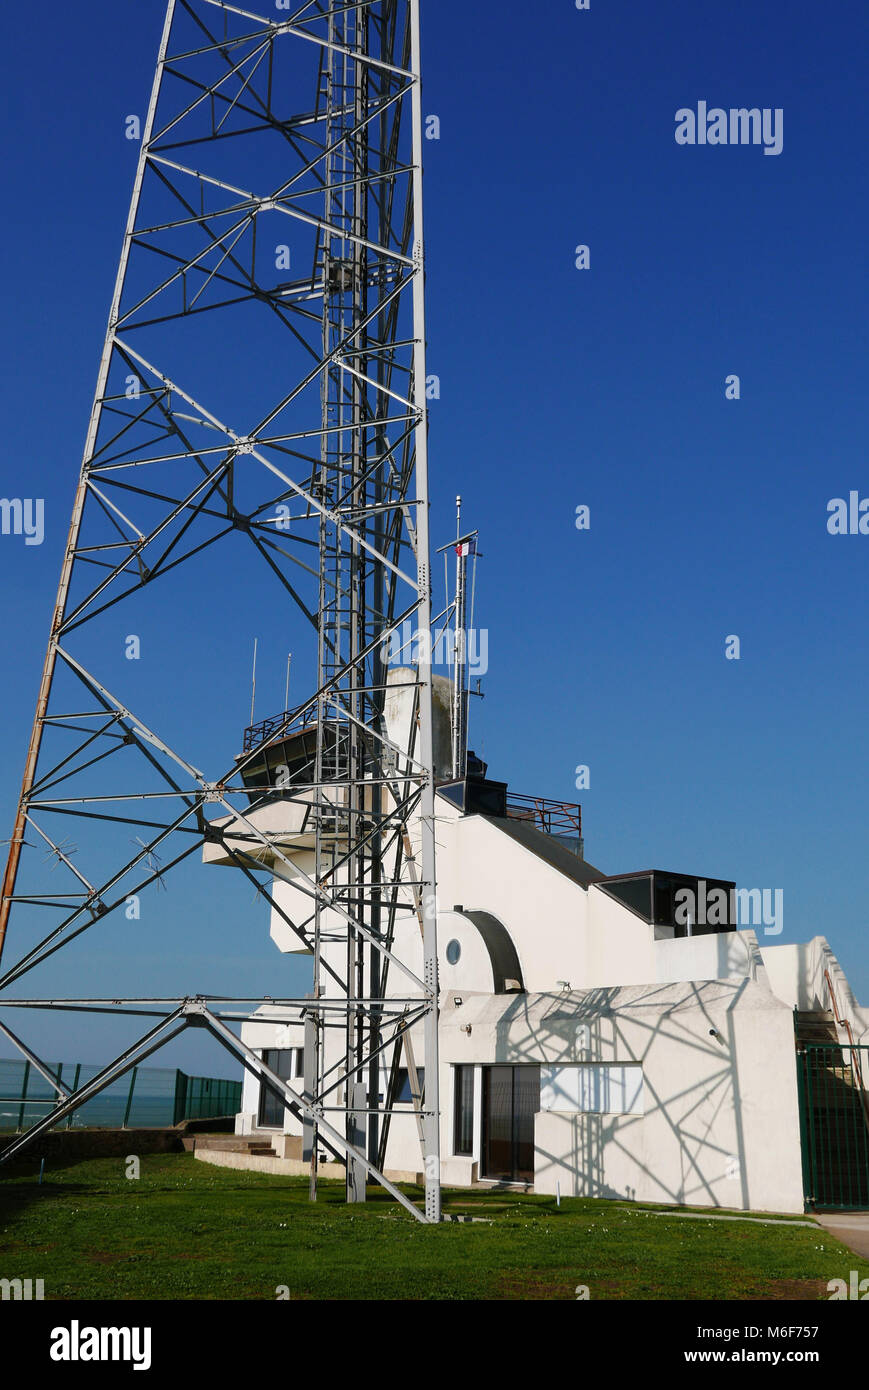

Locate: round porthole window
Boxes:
[445,939,461,965]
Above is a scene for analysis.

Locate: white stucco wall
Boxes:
[438,983,806,1214]
[654,929,766,986]
[762,936,869,1042]
[431,814,655,993]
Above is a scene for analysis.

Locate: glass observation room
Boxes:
[597,870,738,937]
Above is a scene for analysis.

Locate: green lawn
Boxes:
[1,1152,865,1300]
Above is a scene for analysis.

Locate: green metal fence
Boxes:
[797,1043,869,1210]
[0,1058,242,1133]
[174,1073,244,1123]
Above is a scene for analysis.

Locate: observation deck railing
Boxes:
[504,793,582,840]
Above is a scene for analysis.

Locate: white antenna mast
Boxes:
[437,498,479,780]
[249,637,258,726]
[452,496,465,778]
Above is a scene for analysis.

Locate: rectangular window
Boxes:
[258,1048,303,1127]
[453,1065,474,1156]
[539,1064,644,1115]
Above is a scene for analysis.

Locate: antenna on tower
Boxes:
[250,638,258,727]
[437,498,480,780]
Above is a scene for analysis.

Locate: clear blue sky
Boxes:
[0,0,866,1075]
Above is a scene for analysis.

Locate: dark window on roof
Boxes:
[604,876,653,919]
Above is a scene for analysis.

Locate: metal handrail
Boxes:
[242,703,318,754]
[505,793,582,838]
[824,968,869,1135]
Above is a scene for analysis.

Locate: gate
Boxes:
[797,1043,869,1210]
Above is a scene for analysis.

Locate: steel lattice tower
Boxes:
[0,0,441,1223]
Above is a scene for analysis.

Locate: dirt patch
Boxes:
[495,1275,583,1300]
[754,1279,831,1301]
[494,1272,634,1300]
[494,1274,833,1301]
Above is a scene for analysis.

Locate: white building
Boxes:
[201,671,869,1214]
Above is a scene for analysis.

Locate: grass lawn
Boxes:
[1,1152,866,1300]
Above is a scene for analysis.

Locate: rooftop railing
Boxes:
[504,793,582,839]
[242,704,318,754]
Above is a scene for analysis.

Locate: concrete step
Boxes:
[473,1179,534,1194]
[190,1134,276,1155]
[795,1009,838,1044]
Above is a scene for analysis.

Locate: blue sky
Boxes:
[0,0,867,1074]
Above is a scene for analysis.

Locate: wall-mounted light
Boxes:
[461,1024,472,1035]
[453,996,463,1007]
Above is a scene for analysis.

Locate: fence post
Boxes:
[66,1064,81,1129]
[795,1044,811,1208]
[17,1061,30,1132]
[174,1071,188,1126]
[123,1067,138,1129]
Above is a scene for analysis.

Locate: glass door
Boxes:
[482,1065,540,1182]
